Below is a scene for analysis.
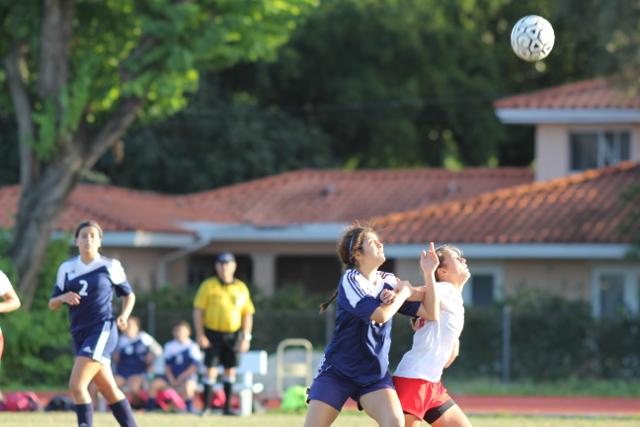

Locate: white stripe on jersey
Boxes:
[93,321,112,364]
[55,256,128,290]
[342,269,397,308]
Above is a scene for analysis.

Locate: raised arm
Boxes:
[412,242,440,321]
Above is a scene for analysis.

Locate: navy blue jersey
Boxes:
[51,256,133,333]
[163,339,201,378]
[116,332,161,377]
[323,269,420,386]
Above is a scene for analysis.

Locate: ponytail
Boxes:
[319,289,338,313]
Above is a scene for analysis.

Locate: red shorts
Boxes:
[393,376,454,423]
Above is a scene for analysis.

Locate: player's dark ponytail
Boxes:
[319,223,374,313]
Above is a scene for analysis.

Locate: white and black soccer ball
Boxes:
[511,15,555,62]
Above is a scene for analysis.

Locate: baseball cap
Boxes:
[216,252,235,263]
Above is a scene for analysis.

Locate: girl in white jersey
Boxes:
[304,224,440,427]
[393,245,472,427]
[0,269,21,362]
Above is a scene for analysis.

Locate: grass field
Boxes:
[1,412,639,427]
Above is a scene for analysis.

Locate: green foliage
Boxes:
[0,309,73,386]
[97,76,334,192]
[0,232,73,386]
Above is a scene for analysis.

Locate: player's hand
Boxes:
[395,279,412,299]
[61,292,81,305]
[420,242,439,275]
[380,289,396,305]
[116,315,128,331]
[238,339,250,353]
[197,334,210,349]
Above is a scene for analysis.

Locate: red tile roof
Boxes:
[494,78,640,110]
[0,185,193,235]
[176,168,534,226]
[0,168,533,233]
[374,162,640,244]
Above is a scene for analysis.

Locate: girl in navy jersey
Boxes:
[393,245,472,427]
[113,316,162,401]
[304,224,439,427]
[49,221,138,427]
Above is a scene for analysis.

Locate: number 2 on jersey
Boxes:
[78,279,89,296]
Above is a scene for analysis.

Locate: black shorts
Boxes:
[203,329,241,369]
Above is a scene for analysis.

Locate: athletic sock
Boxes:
[145,397,157,411]
[202,382,212,410]
[109,398,138,427]
[223,381,233,412]
[75,402,93,427]
[185,398,194,413]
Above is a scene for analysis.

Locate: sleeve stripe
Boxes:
[346,269,366,299]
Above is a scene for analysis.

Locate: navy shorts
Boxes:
[307,364,395,411]
[72,320,118,365]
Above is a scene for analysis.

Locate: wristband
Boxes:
[243,333,252,341]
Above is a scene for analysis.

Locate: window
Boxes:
[463,267,502,308]
[592,268,640,318]
[570,131,630,171]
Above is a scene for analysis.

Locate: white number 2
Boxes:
[78,279,89,297]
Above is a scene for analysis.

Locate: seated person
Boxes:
[113,316,162,401]
[146,321,201,413]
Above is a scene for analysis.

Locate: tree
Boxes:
[0,0,317,309]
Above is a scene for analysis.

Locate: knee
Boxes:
[382,412,405,427]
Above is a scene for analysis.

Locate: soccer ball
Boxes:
[510,15,555,62]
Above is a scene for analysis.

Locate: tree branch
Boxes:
[3,43,39,190]
[38,0,74,99]
[79,97,143,168]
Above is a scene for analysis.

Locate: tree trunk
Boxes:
[7,96,142,310]
[7,161,79,309]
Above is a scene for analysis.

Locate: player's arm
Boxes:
[0,289,21,313]
[370,279,413,324]
[175,363,198,384]
[238,312,253,352]
[413,242,440,321]
[116,292,135,330]
[48,292,81,310]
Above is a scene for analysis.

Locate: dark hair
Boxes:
[74,220,103,239]
[435,244,463,281]
[320,223,376,313]
[174,320,191,333]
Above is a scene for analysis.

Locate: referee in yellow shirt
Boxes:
[193,252,255,416]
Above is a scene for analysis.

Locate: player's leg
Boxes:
[69,356,103,427]
[92,364,137,427]
[404,413,423,427]
[304,400,340,427]
[127,374,145,395]
[146,377,168,411]
[220,331,240,415]
[114,374,127,389]
[304,367,353,427]
[200,328,221,414]
[430,404,472,427]
[359,388,404,427]
[179,378,197,413]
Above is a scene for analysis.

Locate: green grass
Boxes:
[1,412,639,427]
[444,377,640,397]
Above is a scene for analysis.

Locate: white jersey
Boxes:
[0,270,13,295]
[393,281,464,382]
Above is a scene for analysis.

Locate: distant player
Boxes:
[48,220,138,427]
[0,269,21,362]
[393,245,472,427]
[113,316,162,399]
[304,224,439,427]
[146,321,201,413]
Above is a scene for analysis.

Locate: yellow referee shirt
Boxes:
[193,276,255,333]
